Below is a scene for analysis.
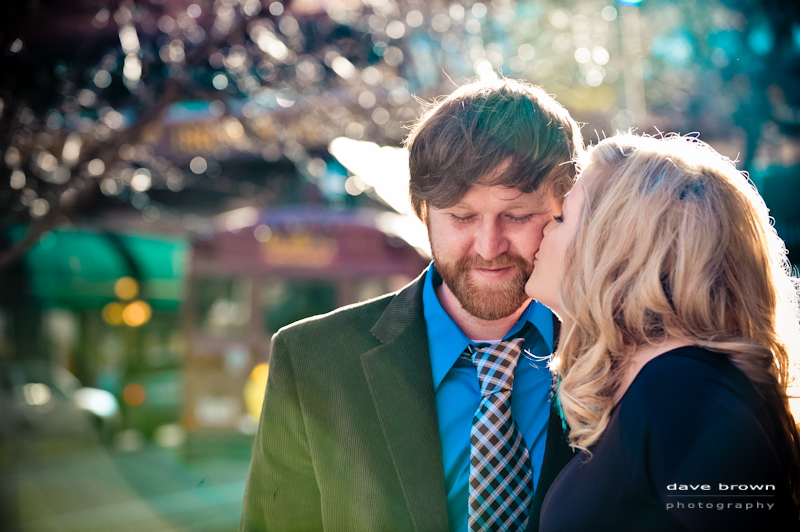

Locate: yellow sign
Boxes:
[244,363,269,420]
[170,113,332,156]
[261,233,338,268]
[171,125,218,154]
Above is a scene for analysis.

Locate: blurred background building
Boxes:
[0,0,798,530]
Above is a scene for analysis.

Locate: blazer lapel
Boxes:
[361,270,450,532]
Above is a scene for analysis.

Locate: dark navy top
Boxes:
[540,346,800,531]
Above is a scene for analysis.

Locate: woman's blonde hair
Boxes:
[554,133,800,501]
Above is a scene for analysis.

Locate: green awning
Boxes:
[8,227,188,311]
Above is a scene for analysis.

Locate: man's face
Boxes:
[427,181,561,321]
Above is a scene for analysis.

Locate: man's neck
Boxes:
[434,281,529,341]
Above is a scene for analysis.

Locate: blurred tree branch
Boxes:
[0,78,182,270]
[3,0,798,274]
[0,10,252,271]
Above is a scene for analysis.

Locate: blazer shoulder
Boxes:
[275,269,427,347]
[276,290,396,340]
[269,289,409,376]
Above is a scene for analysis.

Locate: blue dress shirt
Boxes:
[422,262,555,532]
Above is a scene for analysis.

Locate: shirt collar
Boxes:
[422,261,555,391]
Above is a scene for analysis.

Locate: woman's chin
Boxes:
[525,285,561,318]
[524,277,544,302]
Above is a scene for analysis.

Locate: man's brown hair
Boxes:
[405,78,583,221]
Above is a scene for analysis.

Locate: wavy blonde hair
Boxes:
[554,133,800,502]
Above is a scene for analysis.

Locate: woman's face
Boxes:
[524,169,588,317]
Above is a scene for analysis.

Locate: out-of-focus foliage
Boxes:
[0,0,798,267]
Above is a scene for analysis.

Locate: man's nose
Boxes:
[473,220,509,261]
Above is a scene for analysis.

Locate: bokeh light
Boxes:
[23,383,52,406]
[114,277,139,300]
[102,302,124,325]
[122,300,152,327]
[123,383,146,406]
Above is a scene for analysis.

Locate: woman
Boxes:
[526,133,800,531]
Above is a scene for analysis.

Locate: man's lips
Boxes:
[474,266,513,277]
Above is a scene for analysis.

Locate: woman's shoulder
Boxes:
[622,346,757,416]
[617,346,775,458]
[617,346,783,474]
[614,350,797,529]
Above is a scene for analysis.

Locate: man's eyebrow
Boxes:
[447,202,546,211]
[507,199,553,211]
[448,198,553,211]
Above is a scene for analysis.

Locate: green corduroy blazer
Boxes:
[240,268,575,532]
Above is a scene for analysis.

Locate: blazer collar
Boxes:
[370,268,428,344]
[362,268,450,531]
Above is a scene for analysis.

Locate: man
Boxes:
[240,78,583,532]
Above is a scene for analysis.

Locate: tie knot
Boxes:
[467,337,525,396]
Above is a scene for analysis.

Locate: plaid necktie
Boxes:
[466,330,533,532]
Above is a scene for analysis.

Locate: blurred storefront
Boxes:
[0,204,429,453]
[182,205,427,457]
[1,227,188,441]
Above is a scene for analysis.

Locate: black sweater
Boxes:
[540,346,800,532]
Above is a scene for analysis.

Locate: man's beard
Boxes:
[434,252,533,321]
